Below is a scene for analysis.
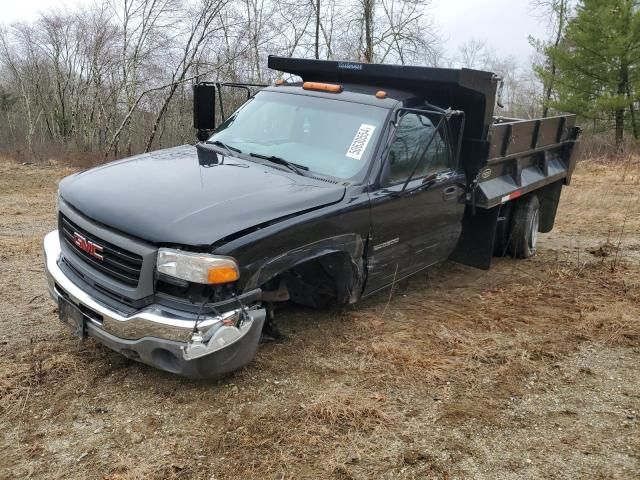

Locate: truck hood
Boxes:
[59,145,345,246]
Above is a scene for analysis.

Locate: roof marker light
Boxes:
[275,79,286,86]
[375,90,387,99]
[302,82,343,93]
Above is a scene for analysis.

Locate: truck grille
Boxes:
[60,214,143,286]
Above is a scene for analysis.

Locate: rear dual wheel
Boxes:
[508,194,540,259]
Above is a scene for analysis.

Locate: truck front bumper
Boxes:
[43,230,265,378]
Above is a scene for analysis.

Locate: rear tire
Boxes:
[508,195,540,259]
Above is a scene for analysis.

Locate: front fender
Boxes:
[243,233,366,303]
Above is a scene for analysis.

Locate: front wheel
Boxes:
[508,195,540,259]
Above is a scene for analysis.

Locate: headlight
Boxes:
[157,248,240,285]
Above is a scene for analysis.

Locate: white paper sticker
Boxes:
[346,124,376,160]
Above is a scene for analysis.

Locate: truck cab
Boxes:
[44,57,580,378]
[200,81,467,293]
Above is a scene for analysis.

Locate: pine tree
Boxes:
[545,0,640,149]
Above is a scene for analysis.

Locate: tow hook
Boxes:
[181,308,255,360]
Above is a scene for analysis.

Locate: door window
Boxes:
[386,112,450,185]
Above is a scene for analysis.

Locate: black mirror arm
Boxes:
[215,82,267,123]
[401,115,446,192]
[215,82,225,123]
[387,173,438,197]
[392,104,464,125]
[453,111,466,169]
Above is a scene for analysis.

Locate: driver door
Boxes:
[364,110,465,293]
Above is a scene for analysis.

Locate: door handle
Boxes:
[443,186,460,200]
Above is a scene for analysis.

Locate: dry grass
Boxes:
[303,392,388,430]
[1,148,113,168]
[0,156,639,479]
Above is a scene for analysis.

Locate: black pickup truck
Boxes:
[44,56,581,378]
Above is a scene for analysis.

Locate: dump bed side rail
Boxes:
[471,114,581,209]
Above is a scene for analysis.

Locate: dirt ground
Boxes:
[0,156,638,480]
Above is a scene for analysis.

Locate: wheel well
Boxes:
[260,251,363,308]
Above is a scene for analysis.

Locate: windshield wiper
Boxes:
[249,152,309,176]
[206,140,242,156]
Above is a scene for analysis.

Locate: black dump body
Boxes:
[479,115,580,208]
[268,56,497,141]
[268,56,581,212]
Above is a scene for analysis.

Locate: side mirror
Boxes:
[193,83,217,141]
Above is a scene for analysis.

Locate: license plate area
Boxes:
[58,297,87,339]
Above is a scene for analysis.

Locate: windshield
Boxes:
[208,90,389,180]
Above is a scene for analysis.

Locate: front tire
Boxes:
[508,195,540,259]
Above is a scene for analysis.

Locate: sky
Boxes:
[432,0,548,61]
[1,0,549,61]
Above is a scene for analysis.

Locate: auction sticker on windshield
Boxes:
[346,124,376,160]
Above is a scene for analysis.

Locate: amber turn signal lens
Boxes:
[207,265,240,284]
[302,82,343,93]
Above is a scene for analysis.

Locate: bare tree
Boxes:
[109,0,177,156]
[529,0,571,117]
[361,0,374,61]
[0,0,444,162]
[315,0,320,58]
[458,38,490,70]
[144,0,229,151]
[453,39,543,119]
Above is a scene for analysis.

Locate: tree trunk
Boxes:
[616,63,627,151]
[542,0,566,118]
[542,63,556,118]
[625,71,638,140]
[145,84,177,152]
[615,108,624,150]
[21,88,34,158]
[315,0,320,59]
[363,0,374,62]
[628,98,638,140]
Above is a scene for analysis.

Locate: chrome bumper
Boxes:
[43,230,265,378]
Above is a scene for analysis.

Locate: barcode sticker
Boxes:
[346,124,376,160]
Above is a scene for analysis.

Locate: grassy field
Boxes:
[0,156,638,479]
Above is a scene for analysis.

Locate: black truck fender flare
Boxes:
[243,233,367,304]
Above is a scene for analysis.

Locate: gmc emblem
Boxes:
[73,232,104,260]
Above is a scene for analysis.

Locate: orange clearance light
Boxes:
[302,81,343,93]
[275,79,285,86]
[375,90,387,99]
[207,265,240,284]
